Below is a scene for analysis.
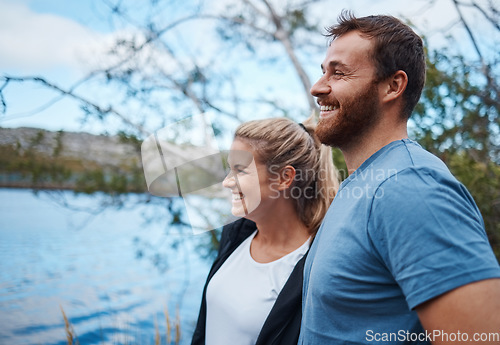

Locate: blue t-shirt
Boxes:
[299,139,500,344]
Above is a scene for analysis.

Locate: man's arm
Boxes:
[416,278,500,345]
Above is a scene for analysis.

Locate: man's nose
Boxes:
[310,76,330,97]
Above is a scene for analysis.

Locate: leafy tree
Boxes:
[0,0,499,260]
[412,0,500,257]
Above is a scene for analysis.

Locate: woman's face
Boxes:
[223,138,276,221]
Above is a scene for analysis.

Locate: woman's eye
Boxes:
[233,166,247,174]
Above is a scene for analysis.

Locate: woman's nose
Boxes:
[223,172,235,189]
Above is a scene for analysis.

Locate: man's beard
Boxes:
[316,81,381,150]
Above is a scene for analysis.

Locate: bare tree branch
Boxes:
[260,0,316,110]
[217,14,275,37]
[452,0,500,100]
[454,0,500,31]
[276,30,316,109]
[452,0,485,62]
[0,79,8,114]
[1,76,148,135]
[242,0,269,19]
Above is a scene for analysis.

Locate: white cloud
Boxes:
[0,0,101,73]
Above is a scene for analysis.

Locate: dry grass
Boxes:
[175,307,181,344]
[165,306,172,344]
[60,305,80,345]
[60,305,182,345]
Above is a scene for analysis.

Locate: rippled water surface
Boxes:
[0,189,211,345]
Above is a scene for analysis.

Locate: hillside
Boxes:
[0,127,145,192]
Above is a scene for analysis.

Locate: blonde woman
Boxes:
[191,116,339,345]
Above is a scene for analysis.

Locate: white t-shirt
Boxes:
[205,230,310,345]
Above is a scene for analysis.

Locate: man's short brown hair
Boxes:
[326,11,426,119]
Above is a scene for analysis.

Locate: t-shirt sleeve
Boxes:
[367,167,500,310]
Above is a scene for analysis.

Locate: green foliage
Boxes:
[412,47,500,259]
[0,130,146,194]
[331,147,348,181]
[117,130,142,152]
[0,142,73,189]
[413,49,499,164]
[53,130,64,157]
[286,8,317,35]
[73,165,146,195]
[447,152,500,257]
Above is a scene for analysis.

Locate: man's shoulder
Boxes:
[365,140,481,222]
[378,139,448,172]
[348,140,453,194]
[371,139,454,185]
[368,142,483,228]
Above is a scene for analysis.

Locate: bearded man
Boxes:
[299,11,500,345]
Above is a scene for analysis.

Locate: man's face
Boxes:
[311,30,383,149]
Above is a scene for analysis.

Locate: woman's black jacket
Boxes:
[191,218,307,345]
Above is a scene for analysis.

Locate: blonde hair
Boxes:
[235,114,340,233]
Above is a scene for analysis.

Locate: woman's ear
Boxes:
[276,165,296,191]
[382,70,408,103]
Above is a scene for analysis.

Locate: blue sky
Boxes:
[0,0,494,135]
[0,0,114,132]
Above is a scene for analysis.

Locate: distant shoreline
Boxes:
[0,182,77,191]
[0,127,146,194]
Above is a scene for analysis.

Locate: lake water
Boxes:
[0,189,212,345]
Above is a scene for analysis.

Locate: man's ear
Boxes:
[276,165,296,191]
[382,70,408,103]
